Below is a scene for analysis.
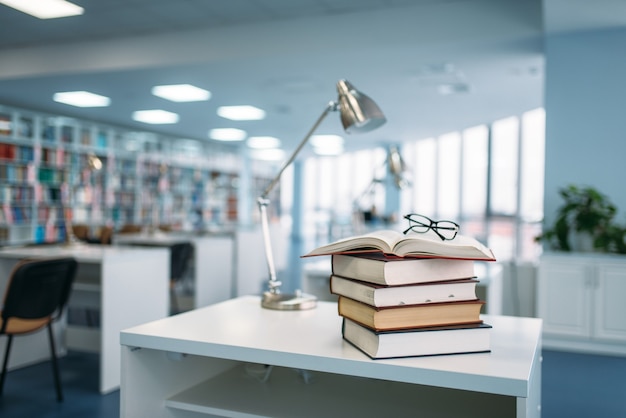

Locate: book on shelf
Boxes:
[337,296,484,331]
[0,115,11,136]
[303,229,495,261]
[330,275,479,307]
[331,253,476,286]
[342,318,492,359]
[2,205,13,223]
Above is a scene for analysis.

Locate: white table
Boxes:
[0,244,169,394]
[114,231,234,308]
[120,296,542,418]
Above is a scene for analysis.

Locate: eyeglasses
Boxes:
[403,213,460,241]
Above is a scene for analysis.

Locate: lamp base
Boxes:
[63,241,88,248]
[64,235,87,248]
[261,290,317,311]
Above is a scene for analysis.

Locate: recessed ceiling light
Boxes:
[217,105,266,121]
[310,134,344,148]
[437,82,471,95]
[151,84,211,102]
[53,91,111,108]
[209,128,247,141]
[310,135,344,156]
[251,149,286,161]
[132,110,179,124]
[247,136,281,149]
[314,146,344,156]
[0,0,83,19]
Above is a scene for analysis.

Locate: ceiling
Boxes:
[0,0,624,158]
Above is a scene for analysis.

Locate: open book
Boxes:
[303,229,495,261]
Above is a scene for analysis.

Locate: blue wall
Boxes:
[544,27,626,227]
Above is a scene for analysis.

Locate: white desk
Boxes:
[114,232,234,308]
[0,244,169,394]
[120,296,542,418]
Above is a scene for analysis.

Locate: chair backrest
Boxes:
[98,226,113,245]
[1,257,78,333]
[118,224,142,234]
[170,242,193,282]
[72,225,90,240]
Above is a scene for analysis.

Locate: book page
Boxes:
[303,230,403,256]
[394,230,495,260]
[304,228,495,260]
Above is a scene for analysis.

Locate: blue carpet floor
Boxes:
[541,349,626,418]
[0,349,625,417]
[0,351,119,418]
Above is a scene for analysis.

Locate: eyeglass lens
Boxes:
[404,214,459,240]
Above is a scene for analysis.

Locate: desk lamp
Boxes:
[63,153,102,245]
[258,79,387,310]
[388,146,411,190]
[352,146,410,233]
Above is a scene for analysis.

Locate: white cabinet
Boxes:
[537,253,626,356]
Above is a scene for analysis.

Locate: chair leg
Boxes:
[170,287,179,315]
[47,324,63,402]
[0,335,13,397]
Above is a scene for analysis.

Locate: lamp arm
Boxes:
[260,101,337,200]
[257,100,337,294]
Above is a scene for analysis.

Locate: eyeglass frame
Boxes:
[402,213,460,241]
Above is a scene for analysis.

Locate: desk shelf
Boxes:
[165,363,514,418]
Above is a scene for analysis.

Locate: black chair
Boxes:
[169,242,194,314]
[0,257,78,402]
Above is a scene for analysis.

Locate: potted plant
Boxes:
[596,223,626,254]
[537,184,624,253]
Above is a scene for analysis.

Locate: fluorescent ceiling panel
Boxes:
[53,91,111,107]
[151,84,211,102]
[247,136,281,149]
[209,128,247,141]
[217,105,266,121]
[0,0,84,19]
[132,110,179,124]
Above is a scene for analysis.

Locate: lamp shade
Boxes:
[388,146,410,189]
[87,154,103,171]
[336,79,386,133]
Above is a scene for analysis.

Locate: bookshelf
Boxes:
[108,152,138,227]
[0,104,275,246]
[1,109,38,243]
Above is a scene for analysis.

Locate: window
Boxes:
[437,132,461,220]
[411,138,437,216]
[490,116,519,216]
[295,108,545,263]
[301,148,387,245]
[461,125,488,218]
[520,108,545,222]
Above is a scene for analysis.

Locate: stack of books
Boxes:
[303,229,496,359]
